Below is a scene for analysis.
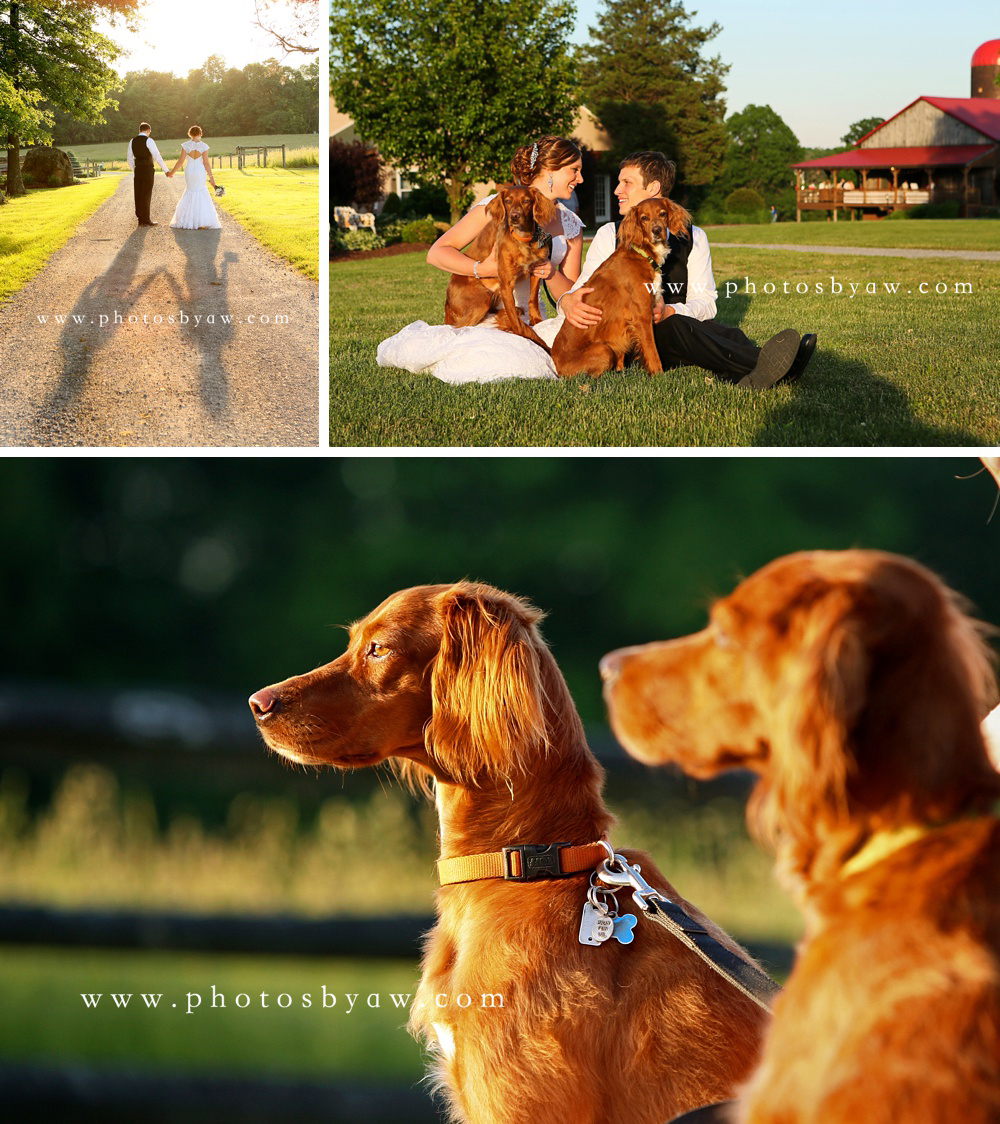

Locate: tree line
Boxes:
[0,458,994,726]
[52,55,319,146]
[330,0,882,221]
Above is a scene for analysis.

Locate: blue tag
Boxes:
[611,913,637,944]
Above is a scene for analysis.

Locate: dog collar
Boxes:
[629,243,653,262]
[437,841,608,885]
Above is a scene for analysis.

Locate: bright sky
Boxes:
[571,0,999,148]
[98,0,304,77]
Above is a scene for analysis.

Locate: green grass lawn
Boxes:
[214,166,319,280]
[331,245,1000,447]
[0,178,120,304]
[0,947,425,1080]
[700,217,1000,252]
[66,133,319,168]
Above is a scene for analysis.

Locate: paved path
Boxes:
[711,241,1000,262]
[0,174,318,447]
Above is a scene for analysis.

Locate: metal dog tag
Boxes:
[578,901,615,946]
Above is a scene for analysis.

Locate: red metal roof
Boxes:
[972,39,1000,67]
[855,96,1000,146]
[793,144,995,169]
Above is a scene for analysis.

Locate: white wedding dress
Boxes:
[169,141,221,231]
[376,199,582,383]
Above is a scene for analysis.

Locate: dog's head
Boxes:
[601,550,1000,874]
[488,184,556,243]
[250,582,577,790]
[618,198,672,263]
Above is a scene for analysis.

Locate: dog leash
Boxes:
[594,846,781,1013]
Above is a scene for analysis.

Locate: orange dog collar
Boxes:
[438,841,608,885]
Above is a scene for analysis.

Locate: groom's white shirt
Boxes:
[126,134,168,174]
[563,219,719,322]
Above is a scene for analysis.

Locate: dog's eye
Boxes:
[367,642,392,659]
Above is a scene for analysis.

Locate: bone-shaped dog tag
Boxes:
[578,901,615,946]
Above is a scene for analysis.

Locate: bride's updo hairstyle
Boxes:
[510,135,580,186]
[188,125,203,139]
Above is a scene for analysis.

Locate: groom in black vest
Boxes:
[126,122,169,227]
[558,151,816,389]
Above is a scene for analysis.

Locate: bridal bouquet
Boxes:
[214,185,225,197]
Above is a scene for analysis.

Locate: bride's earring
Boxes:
[547,174,554,191]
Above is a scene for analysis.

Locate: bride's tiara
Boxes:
[529,141,539,170]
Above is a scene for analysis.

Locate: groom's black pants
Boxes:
[133,165,154,224]
[653,314,761,384]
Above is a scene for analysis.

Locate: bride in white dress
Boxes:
[166,125,222,231]
[376,136,584,383]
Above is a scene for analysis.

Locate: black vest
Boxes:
[131,134,153,168]
[614,217,693,304]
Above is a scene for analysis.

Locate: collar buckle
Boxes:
[502,841,572,881]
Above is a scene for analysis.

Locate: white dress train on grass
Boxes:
[169,140,222,231]
[376,199,582,384]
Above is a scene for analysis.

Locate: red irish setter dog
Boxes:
[250,582,770,1124]
[602,550,1000,1124]
[445,185,555,352]
[551,197,689,378]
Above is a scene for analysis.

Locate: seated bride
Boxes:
[376,136,584,384]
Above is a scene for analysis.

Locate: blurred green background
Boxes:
[1,455,997,1098]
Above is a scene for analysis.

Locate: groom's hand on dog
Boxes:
[561,287,602,329]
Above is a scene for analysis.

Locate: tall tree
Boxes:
[331,0,578,221]
[720,103,802,198]
[840,116,884,147]
[577,0,728,193]
[1,0,139,196]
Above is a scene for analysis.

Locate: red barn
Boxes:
[792,40,1000,220]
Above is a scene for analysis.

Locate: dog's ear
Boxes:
[425,585,550,784]
[530,187,556,228]
[664,199,692,238]
[486,189,508,230]
[753,558,1000,863]
[617,205,642,246]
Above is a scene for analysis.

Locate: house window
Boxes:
[594,174,611,224]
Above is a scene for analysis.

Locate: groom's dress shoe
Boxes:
[737,329,800,390]
[781,333,816,383]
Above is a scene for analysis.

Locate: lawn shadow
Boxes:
[751,350,982,446]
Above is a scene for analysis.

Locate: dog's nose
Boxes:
[249,688,280,720]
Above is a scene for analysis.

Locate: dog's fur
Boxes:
[602,550,1000,1124]
[445,185,555,352]
[251,582,770,1124]
[551,197,688,378]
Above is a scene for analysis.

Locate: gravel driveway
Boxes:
[0,174,319,447]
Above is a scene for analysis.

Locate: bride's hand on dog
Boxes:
[530,260,557,280]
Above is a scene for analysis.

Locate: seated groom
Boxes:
[558,151,816,389]
[126,122,169,228]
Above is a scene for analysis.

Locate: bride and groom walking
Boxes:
[127,122,222,231]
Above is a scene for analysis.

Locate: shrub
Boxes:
[400,217,438,243]
[885,200,962,221]
[330,138,384,211]
[404,182,450,220]
[375,217,404,245]
[330,227,385,256]
[725,187,766,215]
[381,191,401,216]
